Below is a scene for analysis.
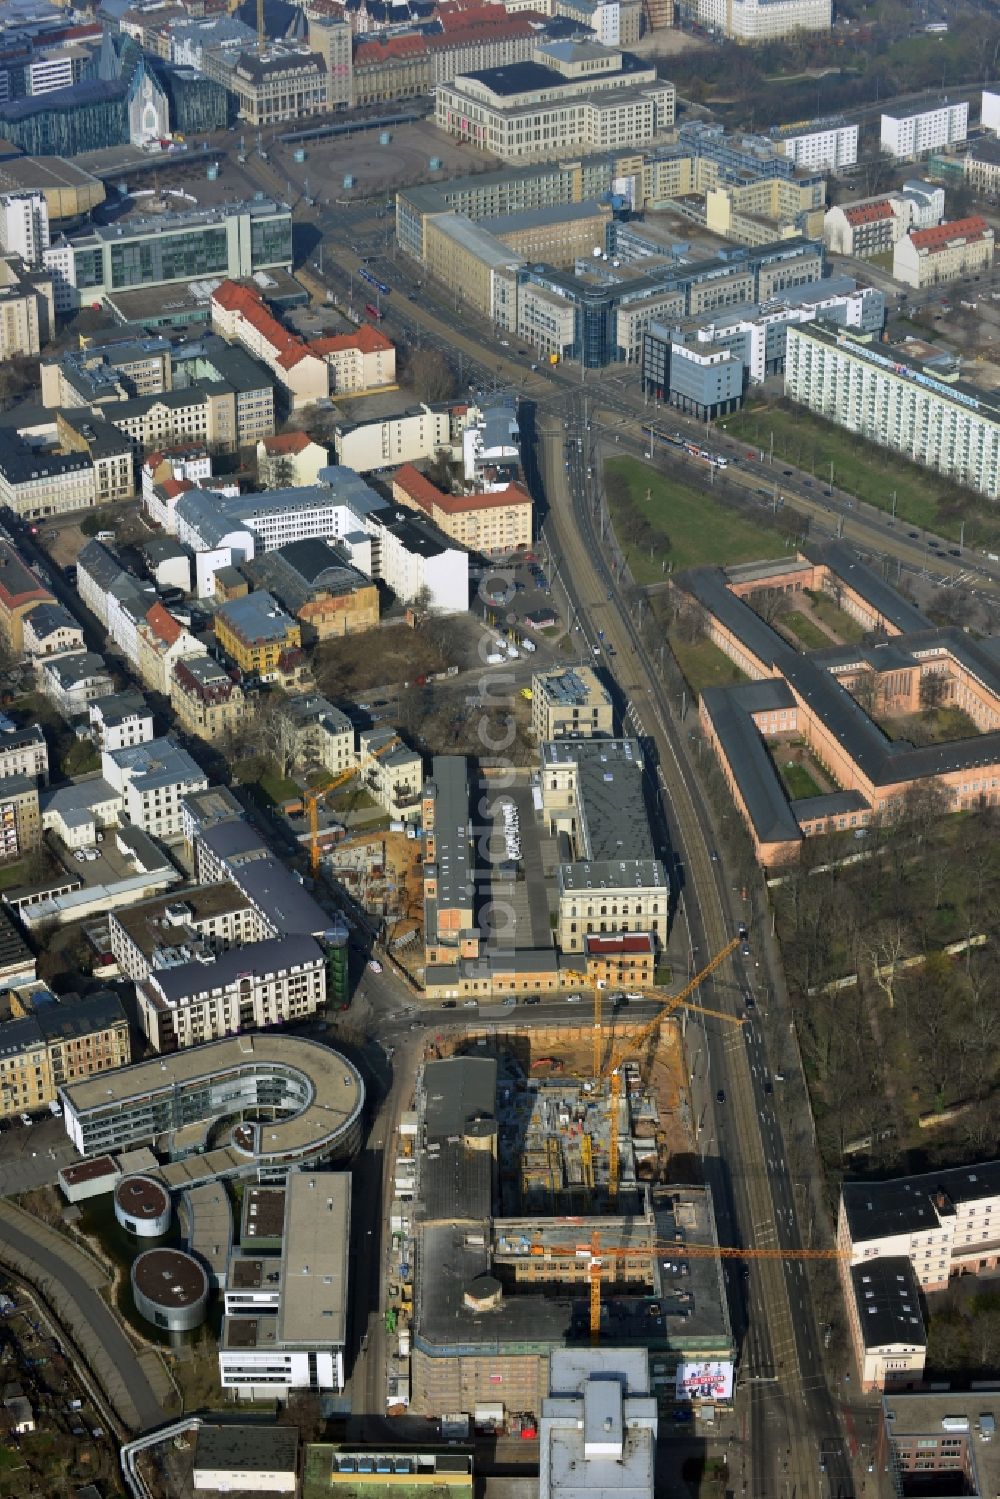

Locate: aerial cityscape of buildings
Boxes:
[0,1,994,1496]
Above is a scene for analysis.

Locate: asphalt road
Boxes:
[543,408,854,1499]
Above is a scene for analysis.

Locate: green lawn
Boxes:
[234,757,301,807]
[671,637,749,696]
[805,590,865,644]
[781,610,830,650]
[780,761,824,800]
[605,456,790,582]
[727,405,1000,547]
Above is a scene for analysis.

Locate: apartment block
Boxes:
[0,723,48,784]
[101,736,208,841]
[531,666,613,740]
[169,655,247,743]
[108,884,267,983]
[391,464,532,555]
[0,776,40,862]
[213,592,302,680]
[0,989,129,1121]
[357,726,422,822]
[770,116,857,172]
[880,101,968,160]
[785,322,1000,500]
[334,403,459,474]
[892,215,994,290]
[136,934,326,1052]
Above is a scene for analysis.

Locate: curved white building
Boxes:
[60,1033,365,1183]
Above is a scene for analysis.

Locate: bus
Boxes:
[365,303,384,322]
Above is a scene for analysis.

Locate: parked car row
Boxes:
[498,799,521,862]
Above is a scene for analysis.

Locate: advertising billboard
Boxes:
[674,1361,734,1402]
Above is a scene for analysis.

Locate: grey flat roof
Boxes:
[850,1257,925,1350]
[63,1032,364,1164]
[700,683,802,847]
[279,1172,350,1348]
[425,755,473,913]
[803,541,930,633]
[195,1423,298,1476]
[423,1056,497,1141]
[790,789,868,819]
[483,199,608,236]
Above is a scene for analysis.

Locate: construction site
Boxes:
[325,832,425,964]
[397,953,745,1418]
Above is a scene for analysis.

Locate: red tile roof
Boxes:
[145,602,183,646]
[844,201,893,226]
[160,477,194,499]
[355,34,428,63]
[584,933,654,955]
[394,463,531,516]
[910,215,991,252]
[310,323,393,356]
[263,431,313,454]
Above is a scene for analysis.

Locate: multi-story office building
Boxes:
[0,989,130,1122]
[541,737,668,954]
[695,0,830,39]
[785,322,1000,501]
[307,17,352,108]
[643,277,884,393]
[531,666,613,741]
[436,43,675,162]
[0,253,53,357]
[770,116,857,172]
[42,199,292,314]
[220,1172,350,1398]
[880,100,968,159]
[892,215,994,290]
[203,44,328,127]
[839,1162,1000,1291]
[60,1034,365,1174]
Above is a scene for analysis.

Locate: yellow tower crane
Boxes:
[598,937,743,1202]
[304,736,400,878]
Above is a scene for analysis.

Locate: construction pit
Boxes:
[435,1015,698,1213]
[325,831,425,965]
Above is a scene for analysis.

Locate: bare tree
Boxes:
[863,920,905,1010]
[403,346,457,402]
[239,694,299,777]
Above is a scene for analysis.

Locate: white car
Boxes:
[368,959,383,974]
[19,1113,31,1127]
[565,994,582,1004]
[48,1099,62,1117]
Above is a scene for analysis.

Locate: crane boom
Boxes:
[604,937,741,1200]
[305,736,400,876]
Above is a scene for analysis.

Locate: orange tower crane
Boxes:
[304,736,400,878]
[596,938,743,1202]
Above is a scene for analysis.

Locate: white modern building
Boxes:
[101,736,208,840]
[88,691,155,754]
[697,0,830,40]
[220,1172,351,1400]
[540,1349,657,1499]
[880,100,968,160]
[983,89,1000,136]
[771,116,857,172]
[334,403,458,475]
[785,322,1000,501]
[0,192,49,265]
